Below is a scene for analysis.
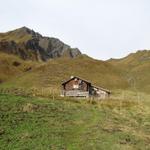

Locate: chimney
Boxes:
[70,76,74,79]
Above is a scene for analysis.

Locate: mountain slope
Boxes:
[108,50,150,93]
[1,55,129,91]
[0,27,129,91]
[0,27,150,93]
[0,52,38,84]
[0,27,81,61]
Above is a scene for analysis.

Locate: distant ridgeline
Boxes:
[0,27,81,61]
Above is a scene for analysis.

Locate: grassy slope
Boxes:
[0,52,38,83]
[0,47,150,94]
[0,93,150,150]
[1,55,128,91]
[0,27,32,43]
[108,50,150,93]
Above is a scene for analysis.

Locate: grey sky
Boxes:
[1,0,150,60]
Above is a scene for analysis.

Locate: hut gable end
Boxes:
[62,76,90,91]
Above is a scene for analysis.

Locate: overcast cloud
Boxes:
[0,0,150,60]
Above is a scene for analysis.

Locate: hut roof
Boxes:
[62,76,91,85]
[92,85,111,94]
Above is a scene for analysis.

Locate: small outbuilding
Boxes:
[61,76,111,99]
[91,85,111,99]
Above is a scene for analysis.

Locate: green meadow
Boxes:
[0,93,150,150]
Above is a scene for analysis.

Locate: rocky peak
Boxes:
[13,26,42,39]
[0,27,81,61]
[17,26,32,33]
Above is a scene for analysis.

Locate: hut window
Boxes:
[73,84,79,89]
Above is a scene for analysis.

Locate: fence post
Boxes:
[52,89,54,100]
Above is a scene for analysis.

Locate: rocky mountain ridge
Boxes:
[0,27,81,61]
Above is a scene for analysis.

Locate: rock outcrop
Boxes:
[0,27,81,61]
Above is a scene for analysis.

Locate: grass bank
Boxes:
[0,94,150,150]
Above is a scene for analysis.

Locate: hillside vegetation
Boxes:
[0,93,150,150]
[108,50,150,93]
[0,54,128,92]
[1,50,150,94]
[0,52,38,84]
